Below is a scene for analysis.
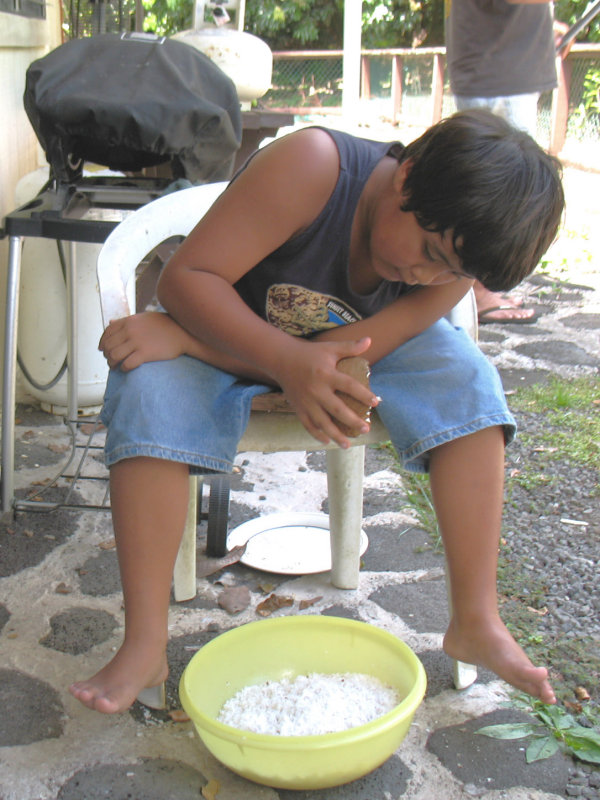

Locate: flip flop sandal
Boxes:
[477,305,539,325]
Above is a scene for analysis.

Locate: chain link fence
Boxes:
[262,47,600,166]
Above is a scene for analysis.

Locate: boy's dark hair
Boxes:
[399,109,564,291]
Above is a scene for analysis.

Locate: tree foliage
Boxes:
[141,0,193,35]
[74,0,600,47]
[244,0,445,50]
[244,0,599,50]
[555,0,600,43]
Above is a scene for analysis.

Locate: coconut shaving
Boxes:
[218,672,401,736]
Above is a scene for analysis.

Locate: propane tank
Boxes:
[15,167,109,415]
[172,27,272,105]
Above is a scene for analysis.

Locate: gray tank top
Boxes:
[233,127,410,337]
[445,0,556,98]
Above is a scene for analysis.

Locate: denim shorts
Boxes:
[100,317,516,475]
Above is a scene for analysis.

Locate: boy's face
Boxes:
[370,208,471,286]
[368,159,472,287]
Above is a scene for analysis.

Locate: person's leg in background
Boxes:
[454,94,541,325]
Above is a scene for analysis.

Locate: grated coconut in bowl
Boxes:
[218,672,401,736]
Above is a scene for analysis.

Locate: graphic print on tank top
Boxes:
[266,283,361,336]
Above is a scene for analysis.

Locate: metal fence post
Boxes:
[391,54,403,123]
[361,55,371,100]
[431,52,445,125]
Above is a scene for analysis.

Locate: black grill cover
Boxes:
[24,32,242,184]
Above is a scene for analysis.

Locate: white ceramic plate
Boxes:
[227,512,368,575]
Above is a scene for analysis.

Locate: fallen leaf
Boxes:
[258,582,276,594]
[510,469,521,477]
[196,545,246,578]
[99,539,116,550]
[564,700,583,713]
[202,779,220,800]
[31,477,52,486]
[575,686,591,701]
[299,596,323,610]
[168,709,190,722]
[55,582,72,594]
[256,593,294,617]
[527,606,548,616]
[218,585,251,615]
[47,442,69,454]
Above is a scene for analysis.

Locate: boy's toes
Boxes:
[69,681,123,714]
[69,682,99,707]
[522,667,555,704]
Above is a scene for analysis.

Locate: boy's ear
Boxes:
[393,158,412,194]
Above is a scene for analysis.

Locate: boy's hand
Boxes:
[98,312,187,371]
[332,356,373,437]
[273,337,379,449]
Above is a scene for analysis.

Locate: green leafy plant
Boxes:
[477,695,600,764]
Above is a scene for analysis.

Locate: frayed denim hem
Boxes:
[397,415,516,474]
[104,444,234,474]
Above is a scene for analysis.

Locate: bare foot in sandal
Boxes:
[474,283,536,324]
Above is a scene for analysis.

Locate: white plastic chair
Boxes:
[96,182,478,690]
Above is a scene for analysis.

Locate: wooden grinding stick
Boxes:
[333,356,372,437]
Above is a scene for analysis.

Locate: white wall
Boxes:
[0,8,62,399]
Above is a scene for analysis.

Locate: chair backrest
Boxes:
[96,182,228,327]
[96,180,477,339]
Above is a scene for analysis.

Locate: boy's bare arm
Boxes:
[312,279,473,363]
[98,311,275,383]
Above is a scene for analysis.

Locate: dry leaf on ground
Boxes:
[575,686,591,701]
[256,593,294,617]
[168,709,190,722]
[47,442,69,453]
[99,539,116,550]
[202,779,220,800]
[196,545,246,578]
[299,596,323,610]
[218,585,251,614]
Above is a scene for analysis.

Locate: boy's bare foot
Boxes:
[443,615,556,704]
[69,644,168,714]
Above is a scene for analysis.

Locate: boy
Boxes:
[70,110,564,714]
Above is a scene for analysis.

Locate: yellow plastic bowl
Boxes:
[179,616,426,790]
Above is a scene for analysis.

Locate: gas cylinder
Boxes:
[15,167,109,415]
